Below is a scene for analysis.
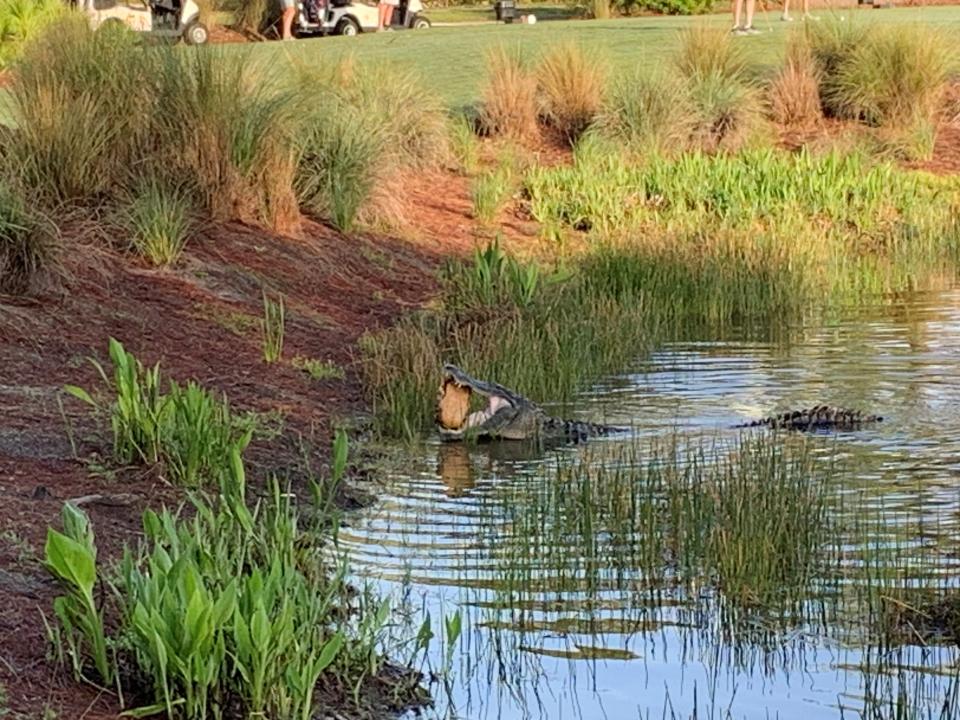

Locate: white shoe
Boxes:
[781,12,793,20]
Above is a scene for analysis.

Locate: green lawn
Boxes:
[428,2,579,24]
[1,5,958,121]
[256,5,960,109]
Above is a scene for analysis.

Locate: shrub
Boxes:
[120,180,193,268]
[478,46,539,142]
[598,69,695,152]
[0,178,52,294]
[768,34,822,127]
[537,42,607,144]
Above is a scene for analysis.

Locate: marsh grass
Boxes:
[536,43,606,145]
[484,432,836,620]
[120,179,193,268]
[478,46,539,142]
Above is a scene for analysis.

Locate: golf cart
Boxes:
[80,0,210,44]
[296,0,430,36]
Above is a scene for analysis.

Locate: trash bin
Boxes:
[495,0,516,23]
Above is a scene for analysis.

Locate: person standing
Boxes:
[378,0,399,30]
[731,0,759,34]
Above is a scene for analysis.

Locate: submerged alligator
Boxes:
[436,365,882,441]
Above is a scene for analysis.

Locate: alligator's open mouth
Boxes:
[436,365,513,434]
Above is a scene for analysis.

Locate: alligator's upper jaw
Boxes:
[437,366,514,437]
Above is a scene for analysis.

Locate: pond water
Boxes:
[340,287,960,720]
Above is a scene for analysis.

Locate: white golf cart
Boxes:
[296,0,430,36]
[80,0,210,44]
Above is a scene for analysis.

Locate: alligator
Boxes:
[733,405,882,431]
[436,365,882,441]
[436,364,624,442]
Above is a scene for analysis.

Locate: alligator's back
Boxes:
[736,405,882,431]
[542,416,625,442]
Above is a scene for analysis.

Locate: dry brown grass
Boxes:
[536,42,607,145]
[478,45,539,143]
[768,35,822,127]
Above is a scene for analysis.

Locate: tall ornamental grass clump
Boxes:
[675,27,763,151]
[536,43,607,145]
[478,45,539,142]
[768,33,822,127]
[43,441,403,720]
[295,60,449,231]
[808,20,953,159]
[6,16,151,203]
[597,70,695,154]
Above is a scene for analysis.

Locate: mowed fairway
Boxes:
[250,5,960,108]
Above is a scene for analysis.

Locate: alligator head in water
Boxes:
[735,405,883,431]
[436,364,623,442]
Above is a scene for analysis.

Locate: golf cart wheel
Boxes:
[412,16,430,28]
[183,20,209,45]
[336,17,359,35]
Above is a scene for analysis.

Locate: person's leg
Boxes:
[378,2,389,29]
[281,0,295,38]
[782,0,792,20]
[732,0,744,29]
[744,0,756,29]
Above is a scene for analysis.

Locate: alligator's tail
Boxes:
[544,417,627,441]
[735,405,883,431]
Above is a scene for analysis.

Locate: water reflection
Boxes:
[343,288,960,720]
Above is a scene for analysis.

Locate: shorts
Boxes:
[280,0,295,10]
[380,0,399,7]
